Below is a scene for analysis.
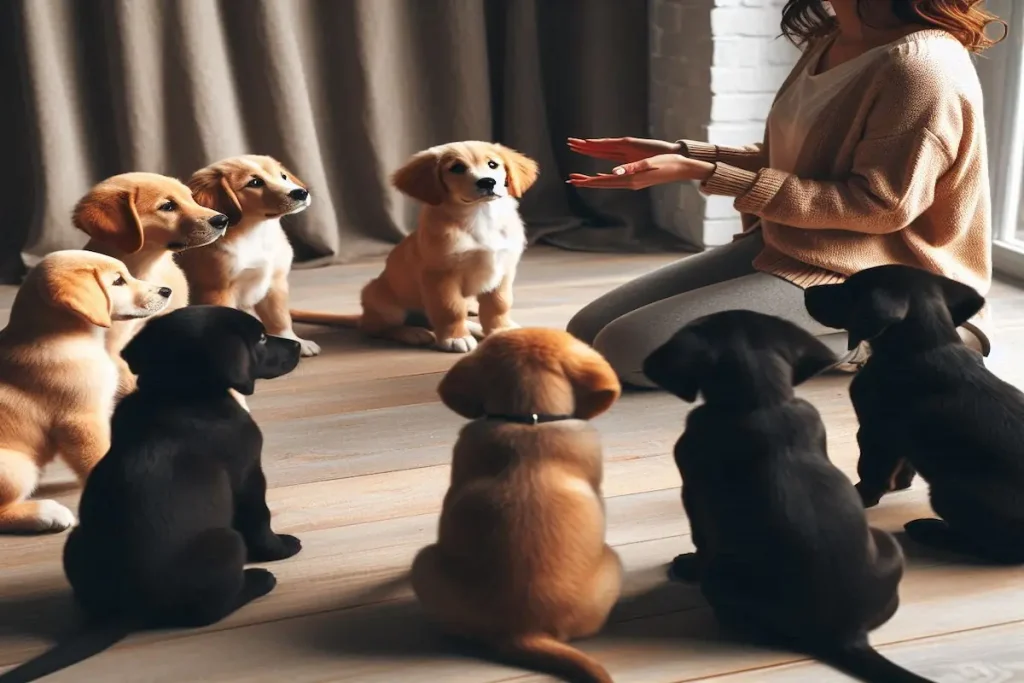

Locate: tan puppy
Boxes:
[180,155,319,357]
[74,172,229,397]
[291,141,539,354]
[412,328,622,683]
[0,250,170,534]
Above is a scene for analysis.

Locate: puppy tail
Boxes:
[496,634,612,683]
[0,622,131,683]
[823,639,936,683]
[288,309,361,327]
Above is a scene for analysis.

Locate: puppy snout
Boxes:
[289,188,309,201]
[209,214,229,230]
[476,178,497,190]
[158,287,172,299]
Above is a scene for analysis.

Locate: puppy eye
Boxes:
[112,275,127,286]
[281,173,288,180]
[248,177,265,188]
[449,163,467,174]
[487,160,499,170]
[159,201,177,212]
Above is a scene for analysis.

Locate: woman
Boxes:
[566,0,1004,388]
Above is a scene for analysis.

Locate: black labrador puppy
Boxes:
[0,306,302,683]
[643,310,934,683]
[806,264,1024,564]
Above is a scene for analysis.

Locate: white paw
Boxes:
[437,335,478,354]
[465,321,485,340]
[298,338,321,357]
[31,500,77,533]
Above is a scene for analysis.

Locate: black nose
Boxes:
[289,188,309,201]
[158,287,172,298]
[476,177,497,190]
[209,214,229,229]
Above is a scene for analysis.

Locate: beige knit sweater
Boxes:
[682,29,992,348]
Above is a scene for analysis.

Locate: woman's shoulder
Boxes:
[878,30,982,99]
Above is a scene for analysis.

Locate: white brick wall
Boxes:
[650,0,801,248]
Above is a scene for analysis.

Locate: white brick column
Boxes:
[650,0,800,248]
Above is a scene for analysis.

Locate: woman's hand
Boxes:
[568,137,682,164]
[567,154,715,190]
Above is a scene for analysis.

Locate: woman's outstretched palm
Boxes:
[568,137,681,164]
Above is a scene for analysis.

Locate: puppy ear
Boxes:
[847,289,909,350]
[188,169,242,226]
[495,145,539,198]
[212,339,255,395]
[121,321,158,374]
[938,277,985,327]
[562,346,621,420]
[43,267,113,328]
[790,335,839,386]
[803,284,850,331]
[392,150,445,206]
[438,354,485,419]
[72,186,144,254]
[642,330,711,403]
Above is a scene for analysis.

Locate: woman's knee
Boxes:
[592,316,662,389]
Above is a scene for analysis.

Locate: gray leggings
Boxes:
[566,233,848,388]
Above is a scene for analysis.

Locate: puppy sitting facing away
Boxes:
[180,155,320,357]
[291,141,539,354]
[0,251,170,535]
[0,307,302,683]
[412,329,622,683]
[74,172,229,397]
[643,310,935,683]
[806,265,1024,564]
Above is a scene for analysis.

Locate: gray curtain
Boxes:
[1,0,689,284]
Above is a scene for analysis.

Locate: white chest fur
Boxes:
[222,220,287,308]
[451,199,526,294]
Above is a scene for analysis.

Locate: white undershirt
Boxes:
[768,42,891,173]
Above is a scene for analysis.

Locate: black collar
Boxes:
[484,413,575,425]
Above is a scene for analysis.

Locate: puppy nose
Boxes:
[476,178,497,190]
[289,188,309,201]
[209,214,229,230]
[158,287,172,298]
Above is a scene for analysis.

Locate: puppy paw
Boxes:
[668,553,700,582]
[854,482,882,508]
[297,338,321,357]
[242,568,278,599]
[904,518,952,547]
[248,534,302,562]
[465,321,485,340]
[394,327,436,347]
[28,500,77,533]
[436,335,478,354]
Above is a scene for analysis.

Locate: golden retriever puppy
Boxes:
[0,250,170,534]
[180,155,320,357]
[74,172,229,397]
[291,141,539,353]
[412,328,622,683]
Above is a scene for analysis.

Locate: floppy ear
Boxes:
[790,335,839,386]
[43,266,113,328]
[188,169,242,226]
[938,277,985,327]
[211,338,255,395]
[495,145,539,198]
[803,284,850,331]
[845,289,909,350]
[641,330,712,403]
[72,187,144,254]
[121,321,159,374]
[438,354,485,419]
[562,347,621,420]
[391,150,445,206]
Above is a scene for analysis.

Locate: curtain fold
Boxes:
[1,0,692,285]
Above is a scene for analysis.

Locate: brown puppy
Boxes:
[291,141,539,353]
[74,172,228,397]
[180,155,319,357]
[412,328,622,683]
[0,250,170,534]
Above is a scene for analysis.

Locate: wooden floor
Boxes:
[2,247,1024,682]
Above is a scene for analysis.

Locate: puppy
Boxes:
[180,155,320,357]
[643,310,934,683]
[0,306,302,683]
[74,172,229,397]
[291,141,539,354]
[0,251,169,535]
[412,328,622,683]
[806,265,1024,564]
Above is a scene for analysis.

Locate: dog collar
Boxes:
[484,413,575,425]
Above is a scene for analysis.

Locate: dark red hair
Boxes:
[780,0,1006,52]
